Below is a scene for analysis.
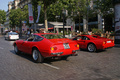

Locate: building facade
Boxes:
[4,0,31,31]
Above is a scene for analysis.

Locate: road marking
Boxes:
[0,47,3,49]
[43,63,60,70]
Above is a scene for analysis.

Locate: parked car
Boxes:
[5,32,19,40]
[13,33,79,63]
[72,35,115,52]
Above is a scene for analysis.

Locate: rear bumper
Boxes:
[50,49,79,57]
[102,43,115,49]
[10,37,19,40]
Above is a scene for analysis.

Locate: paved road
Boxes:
[0,35,120,80]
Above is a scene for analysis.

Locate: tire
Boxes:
[32,49,44,63]
[87,43,96,52]
[14,44,21,55]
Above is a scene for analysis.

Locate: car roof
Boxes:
[77,35,98,39]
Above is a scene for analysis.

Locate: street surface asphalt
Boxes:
[0,34,120,80]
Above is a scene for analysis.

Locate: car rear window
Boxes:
[41,34,65,39]
[9,32,18,35]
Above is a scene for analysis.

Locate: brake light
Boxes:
[113,40,114,43]
[103,41,106,44]
[75,44,79,48]
[9,36,11,38]
[51,47,57,51]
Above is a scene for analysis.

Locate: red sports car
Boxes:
[72,35,114,52]
[13,33,79,63]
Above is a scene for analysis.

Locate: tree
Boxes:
[9,8,24,28]
[67,0,87,32]
[22,5,30,26]
[0,10,6,24]
[9,6,30,29]
[94,0,114,32]
[94,0,113,16]
[32,0,58,31]
[47,0,69,22]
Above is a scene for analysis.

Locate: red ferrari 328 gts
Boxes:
[72,35,114,52]
[13,33,79,63]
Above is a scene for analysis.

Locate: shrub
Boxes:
[92,28,103,34]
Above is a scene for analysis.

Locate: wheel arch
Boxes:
[32,46,44,63]
[87,42,97,49]
[32,46,39,52]
[32,46,42,55]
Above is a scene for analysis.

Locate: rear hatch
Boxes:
[48,38,78,50]
[48,38,79,56]
[49,38,75,44]
[10,34,19,39]
[96,37,113,43]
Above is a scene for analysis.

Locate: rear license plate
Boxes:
[107,41,111,43]
[63,43,70,49]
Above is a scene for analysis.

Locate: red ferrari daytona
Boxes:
[13,33,79,63]
[72,35,115,52]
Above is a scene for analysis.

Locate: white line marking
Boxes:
[0,47,3,49]
[43,63,60,70]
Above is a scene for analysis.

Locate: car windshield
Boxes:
[41,34,65,39]
[9,32,18,35]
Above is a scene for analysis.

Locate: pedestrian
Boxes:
[30,29,34,35]
[27,29,30,37]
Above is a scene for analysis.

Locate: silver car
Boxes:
[5,32,19,40]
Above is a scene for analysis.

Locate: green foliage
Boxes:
[31,0,92,23]
[8,0,114,29]
[9,8,22,28]
[9,7,29,28]
[92,28,103,34]
[94,0,113,16]
[59,30,71,35]
[0,10,6,24]
[22,5,29,26]
[47,0,66,21]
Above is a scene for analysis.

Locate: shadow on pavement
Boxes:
[80,48,107,53]
[10,50,68,64]
[10,50,34,63]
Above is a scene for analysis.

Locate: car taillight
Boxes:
[9,36,11,38]
[51,47,57,51]
[113,40,114,43]
[103,41,106,44]
[75,44,79,48]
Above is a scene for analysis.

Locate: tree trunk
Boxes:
[44,3,48,32]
